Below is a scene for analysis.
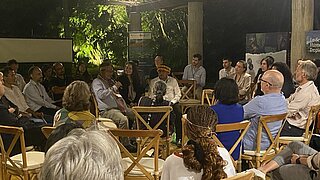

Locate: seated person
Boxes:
[182,53,206,99]
[161,105,236,179]
[23,66,59,122]
[44,122,83,153]
[118,61,143,106]
[0,72,47,154]
[41,64,54,97]
[253,56,274,97]
[211,77,243,160]
[39,129,123,180]
[50,62,72,105]
[255,141,320,180]
[149,55,164,80]
[281,60,320,137]
[7,59,26,91]
[243,70,287,151]
[2,66,47,122]
[271,62,295,98]
[92,62,135,150]
[138,80,173,136]
[230,60,251,102]
[53,81,96,128]
[149,64,183,147]
[74,61,93,85]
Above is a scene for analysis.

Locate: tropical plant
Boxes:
[141,8,188,71]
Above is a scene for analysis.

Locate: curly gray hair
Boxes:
[39,129,123,180]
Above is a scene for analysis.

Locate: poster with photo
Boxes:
[245,50,287,78]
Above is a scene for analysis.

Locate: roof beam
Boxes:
[130,0,188,12]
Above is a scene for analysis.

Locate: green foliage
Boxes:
[141,8,188,71]
[62,1,129,66]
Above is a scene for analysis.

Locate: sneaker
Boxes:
[247,168,266,180]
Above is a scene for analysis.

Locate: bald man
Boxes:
[243,70,288,151]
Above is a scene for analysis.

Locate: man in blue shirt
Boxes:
[243,70,287,150]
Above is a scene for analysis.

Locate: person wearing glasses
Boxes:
[230,60,251,104]
[280,60,320,137]
[242,70,287,151]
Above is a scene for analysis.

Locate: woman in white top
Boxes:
[161,105,236,180]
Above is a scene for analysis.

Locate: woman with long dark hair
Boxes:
[271,62,295,98]
[254,56,274,96]
[118,61,143,106]
[161,105,236,179]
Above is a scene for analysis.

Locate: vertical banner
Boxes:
[128,31,153,81]
[306,30,320,53]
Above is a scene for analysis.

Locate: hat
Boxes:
[157,64,171,73]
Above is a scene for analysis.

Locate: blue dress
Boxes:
[211,102,244,160]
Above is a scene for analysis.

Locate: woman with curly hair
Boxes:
[53,80,96,128]
[161,105,236,179]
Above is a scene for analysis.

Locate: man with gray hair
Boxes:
[39,129,123,180]
[243,70,287,150]
[281,60,320,136]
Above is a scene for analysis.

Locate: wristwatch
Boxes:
[296,157,301,164]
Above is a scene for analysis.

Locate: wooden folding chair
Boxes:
[241,113,287,168]
[178,79,201,113]
[201,89,215,106]
[212,120,251,172]
[132,106,172,158]
[0,125,44,180]
[41,126,56,139]
[279,104,320,146]
[108,129,164,180]
[222,171,254,180]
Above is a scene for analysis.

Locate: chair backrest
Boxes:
[41,126,56,139]
[178,79,197,100]
[222,171,254,180]
[201,89,215,106]
[108,129,162,180]
[304,104,320,142]
[0,125,27,175]
[256,113,287,158]
[89,91,99,118]
[212,121,251,167]
[171,72,184,80]
[132,106,172,135]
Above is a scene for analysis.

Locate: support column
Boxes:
[128,11,142,31]
[291,0,314,70]
[188,1,203,64]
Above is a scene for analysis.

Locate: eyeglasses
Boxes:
[259,78,273,86]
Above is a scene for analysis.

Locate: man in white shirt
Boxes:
[149,64,183,146]
[219,58,235,79]
[7,59,26,91]
[2,66,44,119]
[182,53,206,99]
[281,60,320,136]
[23,66,58,123]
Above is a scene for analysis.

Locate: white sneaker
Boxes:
[248,168,266,180]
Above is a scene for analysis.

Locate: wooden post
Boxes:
[188,1,203,65]
[291,0,314,71]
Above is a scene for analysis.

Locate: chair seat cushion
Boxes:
[122,157,165,176]
[243,149,275,156]
[8,151,45,170]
